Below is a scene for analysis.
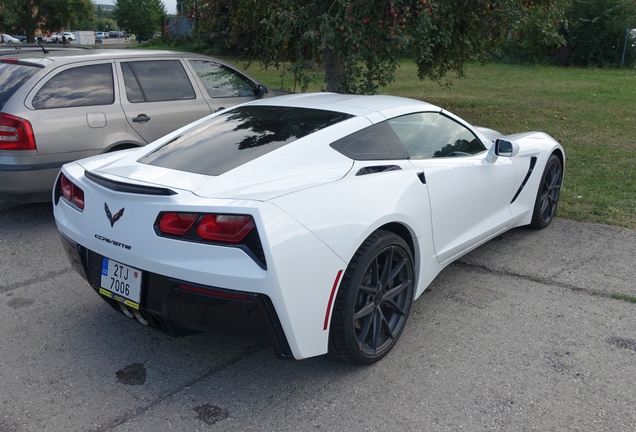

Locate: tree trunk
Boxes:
[25,0,36,43]
[324,47,346,93]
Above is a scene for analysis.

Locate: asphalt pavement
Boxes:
[0,201,635,431]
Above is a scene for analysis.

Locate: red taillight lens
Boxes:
[157,212,255,243]
[197,214,255,243]
[61,174,73,201]
[59,174,85,210]
[158,213,199,235]
[0,113,36,151]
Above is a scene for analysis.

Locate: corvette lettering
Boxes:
[95,234,131,250]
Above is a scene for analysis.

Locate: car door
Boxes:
[389,112,517,263]
[186,59,263,113]
[117,58,212,143]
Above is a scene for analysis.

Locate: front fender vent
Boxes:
[355,165,402,176]
[511,157,537,204]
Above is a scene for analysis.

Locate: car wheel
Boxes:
[329,230,414,364]
[530,153,563,229]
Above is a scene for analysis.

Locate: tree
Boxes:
[114,0,167,40]
[183,0,567,94]
[565,0,636,67]
[0,0,94,42]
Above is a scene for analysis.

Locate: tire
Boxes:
[329,230,414,364]
[530,154,563,229]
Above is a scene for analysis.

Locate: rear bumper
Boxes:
[0,161,64,202]
[58,231,293,359]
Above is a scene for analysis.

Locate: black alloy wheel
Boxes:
[329,230,414,364]
[530,153,563,229]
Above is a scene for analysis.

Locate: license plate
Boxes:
[100,257,142,309]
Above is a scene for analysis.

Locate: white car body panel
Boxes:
[53,94,564,360]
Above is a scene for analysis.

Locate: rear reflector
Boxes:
[0,113,36,151]
[179,284,249,301]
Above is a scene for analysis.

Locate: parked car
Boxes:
[95,32,108,39]
[44,33,62,43]
[0,49,272,202]
[62,32,76,42]
[53,93,564,363]
[1,34,21,44]
[10,35,27,43]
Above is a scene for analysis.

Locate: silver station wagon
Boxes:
[0,49,272,202]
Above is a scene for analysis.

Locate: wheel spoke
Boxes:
[358,283,377,296]
[353,302,374,321]
[387,257,407,283]
[382,281,412,316]
[356,310,373,346]
[379,308,395,340]
[379,248,394,289]
[371,309,382,354]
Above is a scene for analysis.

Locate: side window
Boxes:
[388,112,485,159]
[189,60,255,98]
[32,64,114,109]
[330,122,411,160]
[122,60,195,103]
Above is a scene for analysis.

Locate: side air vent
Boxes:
[355,165,402,176]
[85,170,177,196]
[511,157,537,204]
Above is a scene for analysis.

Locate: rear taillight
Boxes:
[0,113,36,151]
[59,174,85,210]
[157,212,255,243]
[197,214,255,242]
[158,213,198,236]
[155,211,265,268]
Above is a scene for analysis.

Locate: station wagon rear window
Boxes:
[0,63,39,109]
[139,106,353,176]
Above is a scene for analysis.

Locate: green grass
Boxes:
[134,42,635,228]
[612,293,636,303]
[236,61,636,229]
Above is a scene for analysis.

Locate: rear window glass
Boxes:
[0,63,39,109]
[139,106,353,176]
[32,63,114,109]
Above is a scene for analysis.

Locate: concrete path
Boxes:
[1,202,634,431]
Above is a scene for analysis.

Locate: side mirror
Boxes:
[485,139,519,163]
[257,84,268,97]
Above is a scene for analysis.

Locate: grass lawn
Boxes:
[235,60,636,229]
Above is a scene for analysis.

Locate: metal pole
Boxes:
[621,28,629,66]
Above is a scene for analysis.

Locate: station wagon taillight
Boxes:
[0,113,36,151]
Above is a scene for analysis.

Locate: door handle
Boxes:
[132,114,151,123]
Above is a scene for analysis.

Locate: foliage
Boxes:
[114,0,167,40]
[565,0,636,67]
[181,0,567,94]
[0,0,94,42]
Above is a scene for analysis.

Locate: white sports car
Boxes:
[54,93,564,364]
